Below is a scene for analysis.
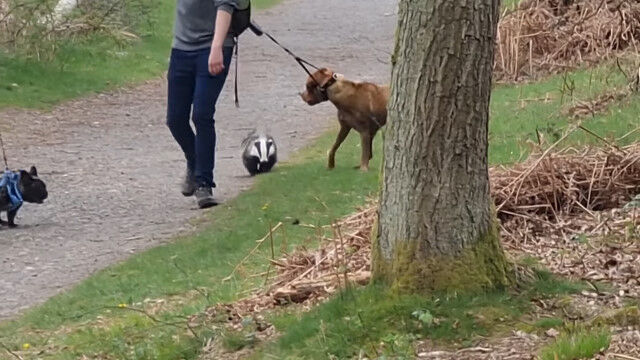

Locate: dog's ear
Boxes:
[29,166,38,177]
[315,68,335,88]
[306,68,330,88]
[20,169,32,181]
[317,76,332,88]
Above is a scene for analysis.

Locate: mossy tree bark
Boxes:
[374,0,512,293]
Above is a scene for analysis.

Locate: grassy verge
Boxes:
[0,0,279,109]
[251,271,584,359]
[0,129,382,359]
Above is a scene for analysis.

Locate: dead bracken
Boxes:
[492,143,640,219]
[563,89,631,119]
[496,0,640,81]
[210,207,377,317]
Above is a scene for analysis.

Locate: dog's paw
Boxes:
[356,165,369,172]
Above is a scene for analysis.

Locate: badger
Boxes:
[241,132,277,176]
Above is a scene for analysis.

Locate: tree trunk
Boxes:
[374,0,511,293]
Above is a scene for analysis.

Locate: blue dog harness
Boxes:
[0,170,23,211]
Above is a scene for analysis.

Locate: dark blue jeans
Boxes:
[166,46,233,188]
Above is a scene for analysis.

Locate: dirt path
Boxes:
[0,0,397,318]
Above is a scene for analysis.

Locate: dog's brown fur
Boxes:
[300,68,389,171]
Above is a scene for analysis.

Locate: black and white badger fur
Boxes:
[241,131,277,176]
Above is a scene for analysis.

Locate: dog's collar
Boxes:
[323,76,337,90]
[315,74,338,101]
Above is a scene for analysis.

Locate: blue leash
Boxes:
[0,170,23,211]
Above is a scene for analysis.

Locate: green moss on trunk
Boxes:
[373,221,513,293]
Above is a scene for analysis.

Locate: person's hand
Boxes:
[208,46,224,75]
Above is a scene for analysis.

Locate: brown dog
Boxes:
[300,68,389,171]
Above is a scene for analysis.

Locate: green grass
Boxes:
[250,0,281,8]
[0,0,279,109]
[222,330,257,352]
[252,271,584,359]
[489,63,639,164]
[502,0,523,10]
[527,270,586,296]
[0,129,382,359]
[534,317,565,330]
[539,328,611,360]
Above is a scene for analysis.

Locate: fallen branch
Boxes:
[610,354,640,360]
[0,342,23,360]
[222,222,283,282]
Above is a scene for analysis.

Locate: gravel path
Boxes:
[0,0,397,319]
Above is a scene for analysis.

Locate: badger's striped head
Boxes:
[246,135,276,163]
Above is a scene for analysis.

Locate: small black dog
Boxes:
[0,166,48,228]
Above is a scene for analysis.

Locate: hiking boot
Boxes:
[195,186,217,209]
[181,169,196,197]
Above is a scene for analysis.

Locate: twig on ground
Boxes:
[222,222,283,282]
[0,342,23,360]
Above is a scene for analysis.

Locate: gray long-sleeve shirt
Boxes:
[172,0,245,50]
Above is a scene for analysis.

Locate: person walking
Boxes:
[166,0,242,208]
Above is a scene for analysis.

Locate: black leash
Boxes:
[0,131,9,170]
[233,21,324,107]
[248,22,321,85]
[234,38,240,108]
